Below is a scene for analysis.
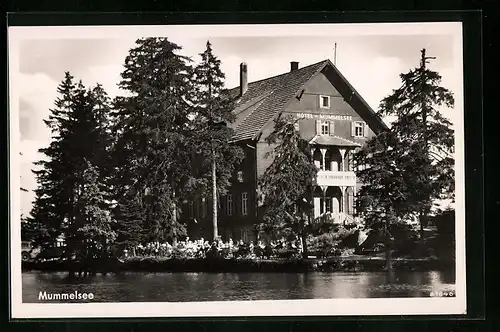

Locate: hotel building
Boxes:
[184,60,387,242]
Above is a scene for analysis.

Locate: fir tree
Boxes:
[258,115,318,257]
[114,195,145,254]
[62,82,115,257]
[354,49,455,267]
[28,72,76,248]
[27,73,114,254]
[193,40,244,239]
[354,130,417,269]
[377,48,455,239]
[111,37,198,244]
[73,160,117,260]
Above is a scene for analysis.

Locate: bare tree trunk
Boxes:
[419,49,434,243]
[385,220,392,271]
[301,214,310,259]
[385,245,392,271]
[212,151,218,240]
[301,232,308,259]
[172,189,178,246]
[419,212,425,241]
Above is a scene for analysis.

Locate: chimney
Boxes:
[240,62,248,96]
[290,61,299,71]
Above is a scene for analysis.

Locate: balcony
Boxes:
[316,170,356,187]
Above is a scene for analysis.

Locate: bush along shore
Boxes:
[22,255,454,274]
[22,218,455,275]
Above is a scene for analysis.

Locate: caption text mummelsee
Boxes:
[38,291,94,301]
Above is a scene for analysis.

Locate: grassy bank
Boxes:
[22,255,454,274]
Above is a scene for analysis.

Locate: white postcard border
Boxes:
[8,22,467,318]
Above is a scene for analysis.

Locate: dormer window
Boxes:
[319,95,330,109]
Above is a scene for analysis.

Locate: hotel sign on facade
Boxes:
[316,171,357,187]
[291,112,353,121]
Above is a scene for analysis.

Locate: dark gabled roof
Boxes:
[228,59,388,142]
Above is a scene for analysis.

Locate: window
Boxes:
[227,194,233,216]
[241,229,248,242]
[237,171,244,183]
[201,197,207,218]
[319,95,330,108]
[189,201,194,218]
[321,121,330,135]
[353,121,365,137]
[355,163,369,172]
[294,122,300,132]
[325,199,332,213]
[241,192,248,215]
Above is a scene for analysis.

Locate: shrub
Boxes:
[307,226,358,257]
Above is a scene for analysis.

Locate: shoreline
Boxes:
[22,256,455,273]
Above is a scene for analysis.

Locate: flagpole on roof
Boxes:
[333,43,337,66]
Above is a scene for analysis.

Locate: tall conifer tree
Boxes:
[28,73,113,255]
[258,115,318,257]
[111,38,198,244]
[193,40,244,240]
[355,48,455,260]
[29,72,76,248]
[377,49,455,239]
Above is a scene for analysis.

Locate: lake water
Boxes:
[22,270,455,302]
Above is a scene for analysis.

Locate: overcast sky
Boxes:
[9,23,463,217]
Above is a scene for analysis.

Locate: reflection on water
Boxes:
[22,270,455,303]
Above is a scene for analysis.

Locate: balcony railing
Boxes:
[313,212,356,225]
[316,170,356,187]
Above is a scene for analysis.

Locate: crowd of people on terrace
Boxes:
[126,237,304,259]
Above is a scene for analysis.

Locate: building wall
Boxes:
[253,71,378,223]
[257,72,376,145]
[183,141,258,241]
[185,70,382,240]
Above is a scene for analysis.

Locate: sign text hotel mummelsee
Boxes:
[290,112,353,121]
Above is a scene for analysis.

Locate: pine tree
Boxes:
[377,48,455,239]
[28,73,114,255]
[111,37,198,244]
[73,160,117,260]
[354,130,418,270]
[258,115,318,257]
[28,72,76,249]
[61,82,114,257]
[193,40,244,240]
[114,195,145,254]
[354,49,455,267]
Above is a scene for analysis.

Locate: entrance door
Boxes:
[313,197,321,218]
[332,197,340,214]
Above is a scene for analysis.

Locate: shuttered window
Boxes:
[317,120,335,136]
[352,121,368,137]
[329,121,335,136]
[321,121,329,135]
